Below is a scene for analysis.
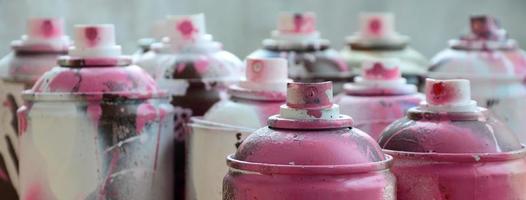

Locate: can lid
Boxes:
[344,59,417,95]
[165,13,213,44]
[270,12,321,42]
[268,82,353,129]
[68,24,122,58]
[347,12,409,47]
[230,57,289,100]
[12,17,70,51]
[422,79,478,112]
[449,15,515,50]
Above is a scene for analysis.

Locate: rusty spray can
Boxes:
[187,57,289,200]
[429,15,526,143]
[341,13,428,87]
[145,13,244,199]
[224,81,395,200]
[18,24,175,200]
[0,18,70,199]
[336,59,423,140]
[248,12,350,93]
[379,78,526,199]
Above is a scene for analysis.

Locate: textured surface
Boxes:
[0,0,525,58]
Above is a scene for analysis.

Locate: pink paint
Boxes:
[286,82,332,110]
[368,18,382,35]
[17,105,29,136]
[427,81,456,105]
[136,102,157,134]
[292,14,315,33]
[194,57,209,74]
[85,27,100,47]
[176,63,186,74]
[40,20,58,38]
[25,183,42,200]
[87,102,102,127]
[177,19,197,39]
[364,62,400,80]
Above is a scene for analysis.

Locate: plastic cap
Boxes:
[166,13,207,42]
[27,18,64,39]
[359,12,395,38]
[424,79,477,112]
[277,12,316,34]
[246,57,287,83]
[69,24,122,58]
[469,15,504,39]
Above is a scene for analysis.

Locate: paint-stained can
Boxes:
[379,79,526,200]
[248,12,351,93]
[341,13,429,87]
[18,24,175,200]
[187,57,288,200]
[0,18,70,199]
[224,82,395,200]
[429,15,526,143]
[336,59,423,140]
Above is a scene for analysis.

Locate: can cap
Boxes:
[467,15,506,41]
[68,24,122,58]
[347,12,408,47]
[344,59,417,95]
[229,57,289,100]
[13,17,70,50]
[268,82,354,129]
[165,13,212,44]
[423,79,477,112]
[271,12,321,42]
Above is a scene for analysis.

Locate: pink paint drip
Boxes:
[136,103,157,134]
[87,102,102,127]
[194,58,209,74]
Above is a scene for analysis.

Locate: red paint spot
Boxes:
[85,27,99,47]
[25,183,42,200]
[364,63,399,80]
[177,19,197,39]
[429,82,455,105]
[369,18,382,35]
[41,20,55,38]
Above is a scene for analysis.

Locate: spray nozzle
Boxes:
[68,24,122,58]
[423,79,477,112]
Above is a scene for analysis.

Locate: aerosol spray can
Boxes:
[336,59,423,140]
[18,24,175,200]
[0,18,69,199]
[248,12,350,93]
[379,79,526,200]
[224,82,395,200]
[429,15,526,143]
[148,13,244,199]
[187,57,288,200]
[341,13,428,87]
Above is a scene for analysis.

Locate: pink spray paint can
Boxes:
[430,15,526,143]
[341,13,429,87]
[248,12,351,93]
[187,57,289,200]
[0,18,70,199]
[224,81,396,200]
[379,79,526,199]
[138,13,244,199]
[336,59,423,140]
[18,24,175,200]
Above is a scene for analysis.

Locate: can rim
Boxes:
[226,154,393,175]
[383,146,526,162]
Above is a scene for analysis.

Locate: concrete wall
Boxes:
[0,0,524,58]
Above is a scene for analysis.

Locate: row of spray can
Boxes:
[0,10,525,200]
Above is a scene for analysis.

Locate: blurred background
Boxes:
[0,0,525,57]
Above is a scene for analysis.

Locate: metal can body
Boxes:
[336,93,422,140]
[0,50,68,199]
[385,150,526,200]
[153,43,243,199]
[341,46,428,86]
[187,97,283,200]
[248,47,350,93]
[17,55,176,200]
[430,48,526,143]
[223,157,396,200]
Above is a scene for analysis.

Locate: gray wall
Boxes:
[0,0,525,58]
